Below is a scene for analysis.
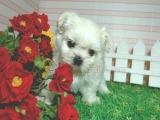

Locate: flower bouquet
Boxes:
[0,12,78,120]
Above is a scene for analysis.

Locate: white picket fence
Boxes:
[104,40,160,88]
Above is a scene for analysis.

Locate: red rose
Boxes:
[0,109,7,119]
[18,37,38,63]
[0,94,41,120]
[0,47,10,72]
[31,12,50,36]
[40,35,52,56]
[0,62,33,103]
[0,72,2,79]
[0,31,3,35]
[58,94,79,120]
[49,63,73,93]
[10,14,34,37]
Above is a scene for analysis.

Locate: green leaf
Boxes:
[0,28,9,45]
[4,41,14,50]
[45,105,57,118]
[2,35,14,44]
[34,56,42,67]
[14,38,19,48]
[3,34,19,50]
[15,106,21,113]
[39,112,45,120]
[46,75,53,79]
[7,35,14,41]
[46,110,56,118]
[37,100,46,108]
[57,95,61,106]
[64,91,68,98]
[38,58,51,69]
[34,56,51,70]
[37,99,53,109]
[37,100,57,119]
[40,115,50,120]
[16,34,21,41]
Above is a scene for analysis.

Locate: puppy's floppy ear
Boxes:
[57,11,78,30]
[101,27,112,53]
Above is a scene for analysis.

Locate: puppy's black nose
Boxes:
[73,56,83,67]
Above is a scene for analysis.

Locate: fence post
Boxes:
[149,41,160,88]
[104,53,112,81]
[130,40,145,85]
[114,40,128,82]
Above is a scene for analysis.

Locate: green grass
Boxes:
[74,81,160,120]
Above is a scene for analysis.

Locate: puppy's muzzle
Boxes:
[73,56,83,67]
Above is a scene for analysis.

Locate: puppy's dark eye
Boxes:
[67,41,75,48]
[89,49,95,56]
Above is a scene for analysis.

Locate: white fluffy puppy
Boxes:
[47,12,112,105]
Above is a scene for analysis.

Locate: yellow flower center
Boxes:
[12,76,22,87]
[25,46,31,54]
[61,78,66,82]
[45,66,49,72]
[41,72,46,79]
[37,18,42,23]
[20,21,26,26]
[21,110,27,116]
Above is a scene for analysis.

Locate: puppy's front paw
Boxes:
[82,96,100,105]
[99,86,110,94]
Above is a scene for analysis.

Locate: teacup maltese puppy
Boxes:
[43,12,112,105]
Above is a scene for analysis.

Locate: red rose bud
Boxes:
[31,12,50,36]
[7,27,14,32]
[49,63,73,93]
[0,94,41,120]
[0,47,10,72]
[58,94,79,120]
[18,37,38,63]
[9,14,34,37]
[0,62,33,103]
[39,35,52,57]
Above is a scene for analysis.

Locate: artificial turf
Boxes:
[42,81,160,120]
[74,81,160,120]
